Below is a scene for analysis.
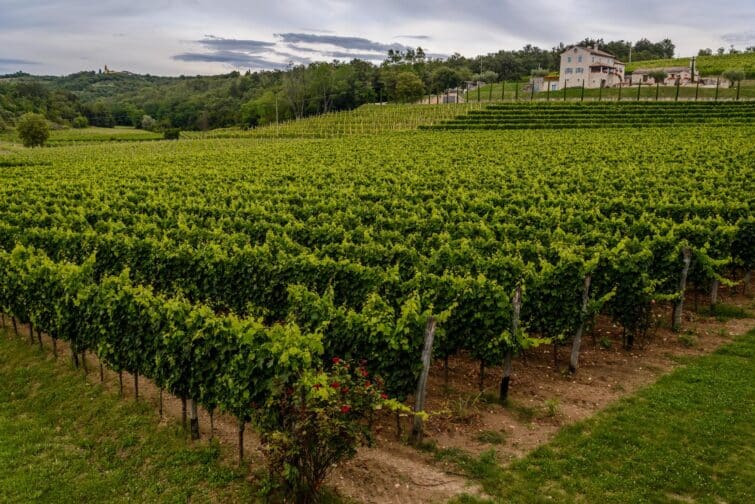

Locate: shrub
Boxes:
[72,115,88,129]
[257,358,389,502]
[163,128,180,140]
[16,112,50,147]
[140,114,156,131]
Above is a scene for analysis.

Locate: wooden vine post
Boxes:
[672,247,692,332]
[190,399,201,440]
[499,284,522,403]
[238,419,246,464]
[710,278,719,306]
[409,316,436,445]
[569,275,592,374]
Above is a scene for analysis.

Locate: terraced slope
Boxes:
[425,101,755,130]
[190,103,484,139]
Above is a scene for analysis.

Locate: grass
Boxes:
[704,302,754,321]
[475,430,506,446]
[449,328,755,503]
[0,329,252,503]
[0,126,163,146]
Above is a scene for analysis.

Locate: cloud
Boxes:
[721,30,755,45]
[196,35,276,53]
[173,51,287,70]
[395,35,431,40]
[275,32,411,53]
[0,57,39,65]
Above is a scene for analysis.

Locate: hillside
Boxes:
[625,52,755,77]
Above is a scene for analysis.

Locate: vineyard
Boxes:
[188,103,484,139]
[426,101,755,130]
[624,52,755,78]
[0,120,753,500]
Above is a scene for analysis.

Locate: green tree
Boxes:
[648,70,668,84]
[72,115,88,128]
[394,72,425,103]
[430,66,464,93]
[16,112,50,147]
[722,69,745,88]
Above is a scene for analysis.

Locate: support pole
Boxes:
[499,285,522,403]
[672,247,693,332]
[238,420,246,464]
[409,317,437,445]
[569,275,592,374]
[190,399,200,440]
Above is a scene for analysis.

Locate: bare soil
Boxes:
[1,281,752,503]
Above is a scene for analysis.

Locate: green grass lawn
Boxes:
[0,329,252,503]
[447,328,755,503]
[0,126,162,146]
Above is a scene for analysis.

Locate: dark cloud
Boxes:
[172,51,287,69]
[197,36,276,53]
[275,32,411,53]
[323,51,388,61]
[0,57,39,65]
[395,35,431,40]
[721,30,755,44]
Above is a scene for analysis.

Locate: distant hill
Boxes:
[626,53,755,78]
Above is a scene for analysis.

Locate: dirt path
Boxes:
[0,282,752,503]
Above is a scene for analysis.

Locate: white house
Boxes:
[559,46,625,90]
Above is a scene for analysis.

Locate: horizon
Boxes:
[1,1,753,77]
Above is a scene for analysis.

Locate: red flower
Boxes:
[331,381,341,389]
[340,405,351,413]
[332,357,341,364]
[364,381,372,388]
[341,386,350,394]
[380,393,388,400]
[312,383,322,389]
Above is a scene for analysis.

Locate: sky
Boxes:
[0,0,753,76]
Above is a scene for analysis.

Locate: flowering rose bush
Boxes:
[256,357,400,502]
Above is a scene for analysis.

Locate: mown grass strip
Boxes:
[450,328,755,503]
[0,330,252,504]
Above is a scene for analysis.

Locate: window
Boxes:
[551,83,558,91]
[591,56,595,63]
[576,67,584,74]
[565,67,573,74]
[577,56,583,63]
[567,56,572,63]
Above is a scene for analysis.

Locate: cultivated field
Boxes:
[0,103,753,502]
